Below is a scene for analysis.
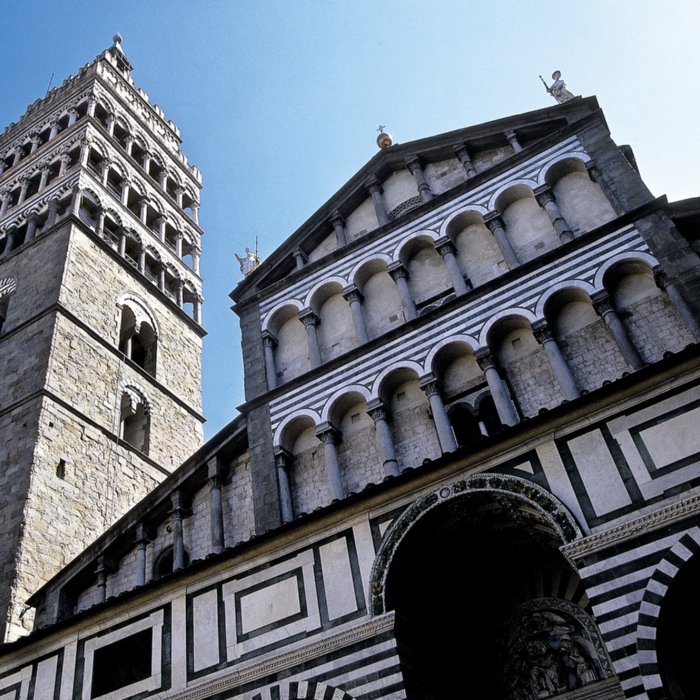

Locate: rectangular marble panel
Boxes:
[567,429,632,516]
[319,538,357,620]
[633,405,700,472]
[34,655,58,699]
[239,575,301,634]
[193,590,220,672]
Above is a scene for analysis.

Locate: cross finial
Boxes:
[377,125,386,134]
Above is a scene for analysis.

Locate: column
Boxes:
[5,225,20,252]
[96,555,107,605]
[17,177,30,205]
[476,348,519,426]
[388,261,417,320]
[192,246,201,274]
[49,119,60,140]
[367,399,399,476]
[39,166,50,191]
[26,213,39,241]
[299,307,322,368]
[0,190,9,217]
[29,134,40,153]
[191,202,199,225]
[262,330,278,390]
[59,153,72,176]
[292,247,307,270]
[0,158,6,175]
[330,210,347,246]
[591,290,644,370]
[124,135,134,157]
[174,187,184,208]
[207,458,225,554]
[193,295,203,325]
[79,138,91,166]
[532,319,580,401]
[406,156,433,203]
[316,423,345,501]
[420,374,458,453]
[12,146,22,167]
[453,144,477,177]
[135,524,148,587]
[157,264,166,292]
[175,231,183,258]
[87,96,97,118]
[159,169,168,189]
[46,198,60,227]
[535,185,574,242]
[143,152,151,174]
[505,129,522,153]
[119,231,127,257]
[138,198,148,223]
[70,185,82,216]
[366,176,389,226]
[67,109,79,127]
[342,284,369,344]
[435,236,469,295]
[484,212,520,269]
[155,216,166,242]
[274,449,294,524]
[175,280,184,307]
[654,266,700,342]
[101,158,111,186]
[138,248,146,274]
[170,491,186,571]
[105,114,115,136]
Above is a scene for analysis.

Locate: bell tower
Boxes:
[0,37,204,640]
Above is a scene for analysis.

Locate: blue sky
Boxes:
[1,1,698,438]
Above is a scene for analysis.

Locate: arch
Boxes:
[424,334,480,374]
[321,384,371,423]
[593,251,659,290]
[252,682,356,700]
[370,473,583,615]
[261,299,304,334]
[80,187,103,210]
[350,253,392,288]
[106,158,128,180]
[120,384,151,454]
[0,277,17,335]
[393,230,440,266]
[304,276,348,311]
[479,307,537,347]
[439,205,489,239]
[117,293,159,336]
[273,409,322,449]
[488,178,539,211]
[638,527,700,698]
[371,360,424,400]
[535,279,596,318]
[153,545,190,580]
[538,152,592,186]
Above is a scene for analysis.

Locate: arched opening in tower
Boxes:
[384,491,608,699]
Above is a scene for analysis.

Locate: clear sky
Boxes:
[1,0,698,439]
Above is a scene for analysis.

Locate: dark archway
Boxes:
[657,551,700,699]
[383,487,608,699]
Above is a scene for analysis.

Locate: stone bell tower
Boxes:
[0,36,205,641]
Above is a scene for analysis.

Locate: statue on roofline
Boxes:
[235,247,261,276]
[540,70,575,104]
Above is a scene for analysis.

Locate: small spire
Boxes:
[112,33,123,52]
[376,125,394,149]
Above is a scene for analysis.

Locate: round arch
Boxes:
[479,307,537,347]
[488,178,539,211]
[538,152,592,186]
[370,360,424,401]
[535,279,597,318]
[393,229,440,265]
[261,298,304,334]
[273,408,322,449]
[321,384,371,423]
[304,275,349,310]
[424,334,480,375]
[439,205,489,238]
[593,251,659,290]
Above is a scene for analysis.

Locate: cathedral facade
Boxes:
[1,42,699,700]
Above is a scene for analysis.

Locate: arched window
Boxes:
[0,278,17,335]
[153,546,189,579]
[119,386,151,454]
[118,298,158,375]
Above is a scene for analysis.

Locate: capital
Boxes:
[274,447,292,469]
[387,261,407,281]
[435,235,456,258]
[531,319,553,344]
[483,211,505,232]
[342,284,363,304]
[405,156,423,174]
[330,210,345,228]
[261,329,278,349]
[534,184,555,206]
[365,175,382,195]
[476,347,496,371]
[367,398,389,423]
[653,265,669,291]
[591,289,613,315]
[299,307,320,328]
[315,422,339,445]
[419,373,442,397]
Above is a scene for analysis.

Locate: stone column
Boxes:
[46,198,60,227]
[70,185,82,216]
[191,202,199,225]
[367,399,400,476]
[406,156,433,203]
[193,295,203,325]
[87,96,96,117]
[100,158,112,186]
[316,423,345,501]
[299,308,322,368]
[0,190,9,217]
[138,248,146,274]
[119,231,127,257]
[135,524,148,587]
[535,185,574,242]
[591,290,644,371]
[435,236,469,295]
[5,225,20,253]
[39,166,50,191]
[170,491,186,571]
[17,177,30,205]
[262,330,278,390]
[29,134,40,153]
[155,216,166,242]
[143,152,151,174]
[274,449,294,524]
[124,135,134,157]
[105,114,115,136]
[476,348,519,426]
[420,374,458,453]
[532,319,579,401]
[79,138,91,166]
[174,187,184,208]
[26,213,39,241]
[138,198,148,224]
[453,144,477,177]
[12,146,22,167]
[175,231,183,258]
[157,264,166,292]
[158,169,168,189]
[484,212,520,269]
[68,108,79,127]
[342,284,369,344]
[207,458,225,554]
[388,261,417,320]
[96,555,107,605]
[59,154,72,176]
[654,266,700,342]
[505,129,522,153]
[175,280,184,307]
[366,176,390,226]
[330,210,347,246]
[192,246,201,274]
[49,119,60,140]
[292,248,307,270]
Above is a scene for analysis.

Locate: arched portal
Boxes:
[372,476,615,699]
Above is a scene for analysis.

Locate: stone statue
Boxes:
[541,70,575,104]
[235,247,260,276]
